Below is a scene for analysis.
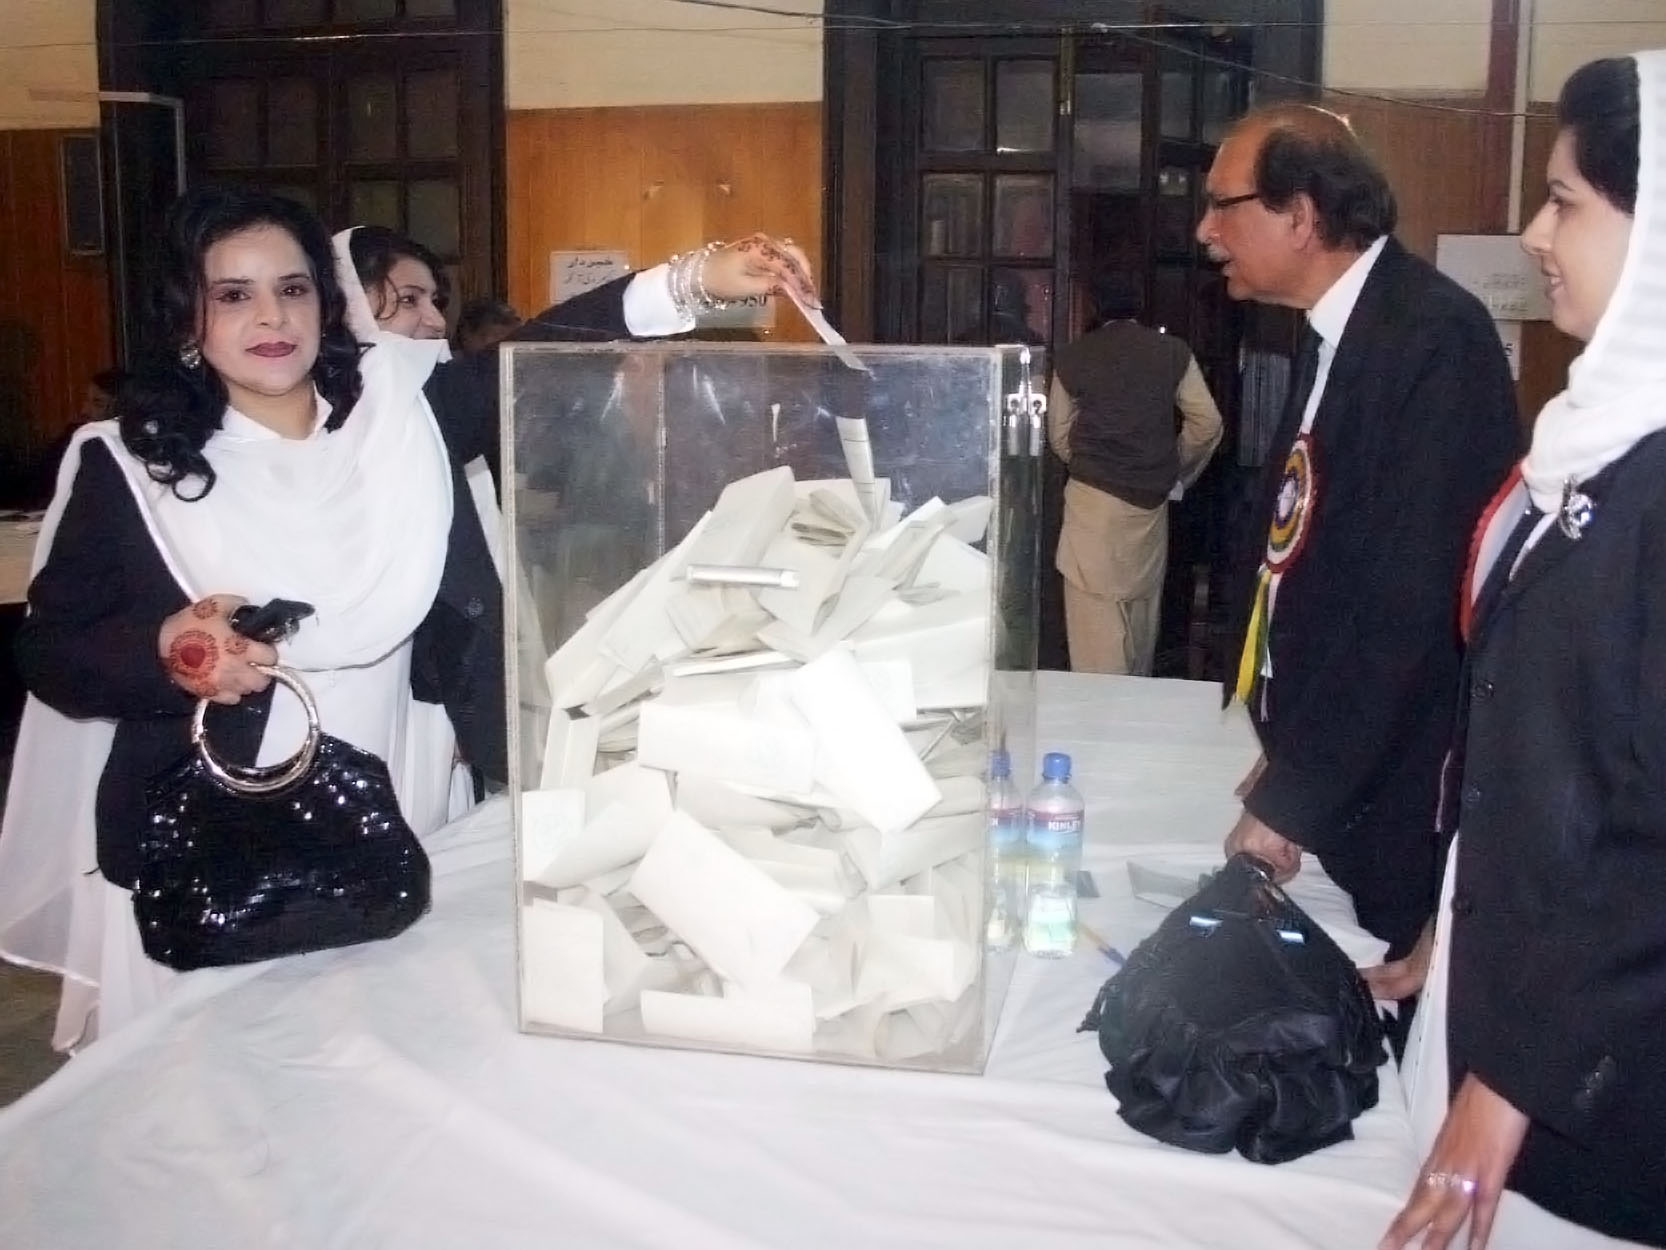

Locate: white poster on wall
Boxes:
[1435,234,1552,322]
[550,250,631,305]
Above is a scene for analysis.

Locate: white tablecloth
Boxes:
[0,519,38,605]
[0,674,1419,1250]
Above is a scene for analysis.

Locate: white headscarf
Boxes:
[1522,50,1666,511]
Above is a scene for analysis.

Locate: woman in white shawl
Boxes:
[1378,52,1666,1250]
[0,187,816,1052]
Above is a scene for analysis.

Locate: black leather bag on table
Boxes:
[1079,853,1386,1164]
[135,601,431,971]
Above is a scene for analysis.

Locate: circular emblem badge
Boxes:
[1265,434,1317,572]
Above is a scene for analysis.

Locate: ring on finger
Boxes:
[1423,1170,1478,1197]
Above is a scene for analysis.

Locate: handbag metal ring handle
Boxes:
[191,663,321,795]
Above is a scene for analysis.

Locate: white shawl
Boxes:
[0,236,456,1033]
[1521,50,1666,512]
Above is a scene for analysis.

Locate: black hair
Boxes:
[118,186,364,499]
[347,226,451,320]
[1090,272,1143,324]
[454,296,521,343]
[1558,57,1640,215]
[1252,111,1398,250]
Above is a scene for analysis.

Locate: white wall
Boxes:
[1322,0,1491,94]
[506,0,823,110]
[0,0,98,129]
[1530,0,1666,101]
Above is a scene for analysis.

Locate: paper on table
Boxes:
[851,590,989,711]
[526,764,672,889]
[789,289,870,373]
[542,561,660,709]
[629,811,821,988]
[519,789,587,883]
[840,810,985,889]
[639,980,816,1053]
[943,496,994,545]
[521,900,606,1034]
[787,649,942,835]
[674,774,812,831]
[637,698,817,796]
[573,891,654,1014]
[599,512,714,674]
[539,710,601,791]
[755,573,897,662]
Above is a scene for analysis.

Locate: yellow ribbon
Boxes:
[1234,566,1271,705]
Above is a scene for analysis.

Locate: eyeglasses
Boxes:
[1204,191,1261,213]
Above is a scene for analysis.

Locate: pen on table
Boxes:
[1077,921,1125,968]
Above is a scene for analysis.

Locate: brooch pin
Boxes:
[1559,478,1595,540]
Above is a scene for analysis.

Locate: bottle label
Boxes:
[989,807,1023,847]
[1027,812,1083,854]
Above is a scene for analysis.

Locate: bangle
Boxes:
[667,242,730,322]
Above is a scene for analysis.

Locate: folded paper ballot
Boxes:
[520,459,1007,1062]
[629,812,821,988]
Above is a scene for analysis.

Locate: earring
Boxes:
[179,342,202,370]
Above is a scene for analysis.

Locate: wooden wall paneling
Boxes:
[1326,92,1505,261]
[0,129,112,499]
[506,104,822,342]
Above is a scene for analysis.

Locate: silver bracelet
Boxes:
[668,242,730,321]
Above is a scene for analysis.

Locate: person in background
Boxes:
[1379,52,1666,1250]
[26,368,129,507]
[454,297,523,356]
[1197,104,1519,970]
[1047,275,1222,674]
[348,226,449,340]
[0,186,817,1052]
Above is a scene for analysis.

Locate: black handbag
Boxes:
[135,606,431,971]
[1079,853,1386,1164]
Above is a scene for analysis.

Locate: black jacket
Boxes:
[1446,432,1666,1246]
[1231,238,1521,948]
[15,277,636,887]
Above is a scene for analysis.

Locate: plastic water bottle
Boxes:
[1023,752,1085,958]
[985,749,1025,949]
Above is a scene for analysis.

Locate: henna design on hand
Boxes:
[167,628,221,698]
[224,634,250,657]
[191,598,219,620]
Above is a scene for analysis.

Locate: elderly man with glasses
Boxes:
[1197,104,1519,1026]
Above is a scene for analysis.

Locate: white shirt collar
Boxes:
[1306,235,1388,350]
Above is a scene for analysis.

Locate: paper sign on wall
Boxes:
[1435,234,1552,322]
[551,250,630,305]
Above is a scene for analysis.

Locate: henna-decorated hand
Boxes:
[701,234,819,309]
[157,595,278,705]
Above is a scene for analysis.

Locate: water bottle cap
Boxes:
[989,748,1011,779]
[1041,751,1071,781]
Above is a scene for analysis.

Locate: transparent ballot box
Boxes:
[502,342,1043,1072]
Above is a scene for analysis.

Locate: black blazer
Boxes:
[15,277,637,887]
[1232,238,1521,947]
[1446,431,1666,1246]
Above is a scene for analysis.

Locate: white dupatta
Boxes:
[0,242,457,1046]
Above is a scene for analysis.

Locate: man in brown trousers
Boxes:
[1048,277,1223,675]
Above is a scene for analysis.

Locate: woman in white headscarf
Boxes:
[1379,52,1666,1250]
[0,186,817,1051]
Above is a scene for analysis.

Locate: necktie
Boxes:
[1284,324,1323,435]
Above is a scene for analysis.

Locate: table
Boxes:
[0,674,1419,1250]
[0,518,38,606]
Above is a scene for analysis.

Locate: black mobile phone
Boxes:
[228,599,316,645]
